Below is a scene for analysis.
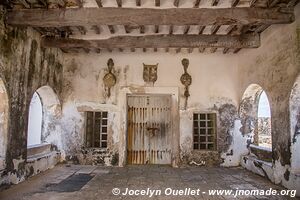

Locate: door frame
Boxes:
[118,87,180,167]
[126,94,172,165]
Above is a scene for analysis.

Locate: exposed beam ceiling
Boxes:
[6,7,294,27]
[41,34,260,49]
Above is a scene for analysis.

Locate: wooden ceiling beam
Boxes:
[91,25,100,34]
[250,0,258,7]
[76,26,86,35]
[231,0,240,7]
[108,25,115,34]
[125,25,131,34]
[212,0,220,6]
[116,0,122,7]
[183,26,190,34]
[41,34,260,49]
[174,0,179,7]
[155,0,160,6]
[136,0,141,6]
[210,47,217,53]
[154,25,159,33]
[169,25,173,34]
[140,26,145,34]
[15,0,30,8]
[211,25,220,34]
[199,26,205,34]
[194,0,201,7]
[95,0,102,7]
[223,48,230,54]
[199,47,205,53]
[233,48,241,53]
[7,7,294,27]
[76,0,83,8]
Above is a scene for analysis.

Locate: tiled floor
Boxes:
[0,164,297,200]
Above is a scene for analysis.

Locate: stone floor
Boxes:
[0,164,297,200]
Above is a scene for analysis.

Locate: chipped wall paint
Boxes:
[0,7,64,186]
[62,50,244,167]
[238,3,300,196]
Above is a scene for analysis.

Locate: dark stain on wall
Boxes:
[0,7,64,183]
[284,169,290,181]
[217,103,237,153]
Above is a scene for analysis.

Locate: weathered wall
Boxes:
[62,52,241,167]
[238,3,300,193]
[0,7,64,185]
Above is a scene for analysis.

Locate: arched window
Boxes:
[27,86,61,150]
[0,78,9,170]
[257,91,272,148]
[27,92,43,146]
[240,84,272,149]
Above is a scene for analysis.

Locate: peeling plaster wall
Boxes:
[0,7,64,185]
[62,51,241,167]
[237,3,300,194]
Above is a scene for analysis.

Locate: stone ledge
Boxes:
[27,143,51,158]
[249,144,272,162]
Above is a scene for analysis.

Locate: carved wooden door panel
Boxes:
[127,95,172,165]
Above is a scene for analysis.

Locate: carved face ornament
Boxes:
[143,63,158,84]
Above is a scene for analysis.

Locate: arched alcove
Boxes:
[27,86,61,151]
[0,78,9,170]
[27,92,43,146]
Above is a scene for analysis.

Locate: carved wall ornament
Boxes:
[143,63,158,85]
[180,58,192,110]
[103,58,116,98]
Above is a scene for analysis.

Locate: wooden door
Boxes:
[127,95,172,165]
